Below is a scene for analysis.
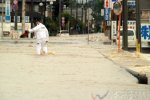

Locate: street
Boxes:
[0,34,150,100]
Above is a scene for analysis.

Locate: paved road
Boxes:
[0,35,150,100]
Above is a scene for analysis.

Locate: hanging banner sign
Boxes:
[12,0,18,11]
[111,21,117,39]
[112,0,117,2]
[5,0,11,23]
[104,0,110,8]
[104,8,111,20]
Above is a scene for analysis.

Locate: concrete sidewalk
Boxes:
[0,35,150,100]
[87,33,150,84]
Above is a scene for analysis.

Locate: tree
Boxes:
[45,17,59,36]
[89,0,104,32]
[52,0,73,21]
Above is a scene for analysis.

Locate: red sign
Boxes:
[12,0,18,11]
[13,0,18,4]
[104,0,109,8]
[106,0,108,7]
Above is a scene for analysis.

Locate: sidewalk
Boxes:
[87,33,150,84]
[0,35,150,100]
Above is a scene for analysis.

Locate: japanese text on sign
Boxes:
[141,24,150,40]
[104,8,111,20]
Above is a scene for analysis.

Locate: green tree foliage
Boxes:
[88,0,104,32]
[45,17,59,36]
[90,0,103,23]
[52,0,73,21]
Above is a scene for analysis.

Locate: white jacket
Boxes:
[29,23,49,41]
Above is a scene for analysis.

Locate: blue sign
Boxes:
[112,0,117,2]
[5,16,11,23]
[5,0,11,23]
[104,8,111,21]
[141,25,150,40]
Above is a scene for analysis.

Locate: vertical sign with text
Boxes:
[104,8,111,21]
[111,21,117,39]
[104,0,110,8]
[5,0,11,23]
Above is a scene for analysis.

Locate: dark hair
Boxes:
[33,17,42,25]
[35,18,41,22]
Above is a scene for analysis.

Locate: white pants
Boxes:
[36,38,48,55]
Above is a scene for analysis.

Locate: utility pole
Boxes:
[22,0,26,35]
[122,0,128,50]
[135,0,141,56]
[12,0,19,31]
[1,0,4,38]
[59,0,61,33]
[13,0,18,31]
[87,7,90,44]
[76,0,78,20]
[44,0,46,24]
[31,0,33,28]
[85,0,87,33]
[70,0,72,16]
[113,2,123,51]
[81,0,84,34]
[69,0,73,33]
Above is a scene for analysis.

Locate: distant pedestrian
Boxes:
[26,18,49,55]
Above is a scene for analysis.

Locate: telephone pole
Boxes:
[1,0,4,38]
[76,0,78,20]
[81,0,84,34]
[122,0,128,50]
[22,0,26,34]
[31,0,33,28]
[44,0,46,24]
[13,0,18,31]
[135,0,141,56]
[59,0,61,33]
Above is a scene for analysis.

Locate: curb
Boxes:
[125,68,148,84]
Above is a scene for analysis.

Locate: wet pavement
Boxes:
[0,34,150,100]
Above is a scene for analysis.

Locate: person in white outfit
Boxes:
[27,19,49,55]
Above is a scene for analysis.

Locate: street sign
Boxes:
[104,0,110,8]
[25,16,30,23]
[5,0,11,23]
[14,16,20,22]
[12,0,18,11]
[5,16,11,23]
[112,0,117,2]
[101,9,104,16]
[13,0,18,4]
[106,21,111,26]
[113,1,122,15]
[127,0,135,7]
[104,8,111,20]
